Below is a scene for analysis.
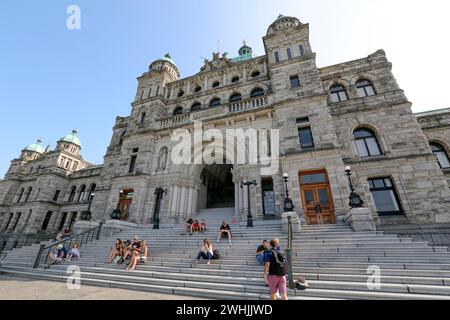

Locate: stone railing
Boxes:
[227,96,268,113]
[156,95,272,130]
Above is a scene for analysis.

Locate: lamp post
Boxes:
[153,187,168,230]
[241,179,257,228]
[81,193,95,221]
[282,173,295,212]
[111,189,124,220]
[344,166,364,208]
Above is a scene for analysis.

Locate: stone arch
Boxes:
[350,73,379,95]
[350,123,386,156]
[324,78,351,91]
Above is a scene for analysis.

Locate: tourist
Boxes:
[48,244,68,266]
[256,240,269,266]
[263,238,288,300]
[199,219,206,233]
[108,239,122,263]
[54,231,64,242]
[127,241,148,271]
[195,239,214,265]
[66,244,80,261]
[62,228,72,239]
[184,218,195,235]
[117,240,131,264]
[123,237,141,263]
[216,221,232,245]
[193,220,200,233]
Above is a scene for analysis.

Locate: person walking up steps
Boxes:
[264,238,288,301]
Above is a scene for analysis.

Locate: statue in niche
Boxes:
[157,147,168,171]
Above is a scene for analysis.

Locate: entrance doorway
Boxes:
[299,170,336,225]
[199,164,234,209]
[118,189,134,221]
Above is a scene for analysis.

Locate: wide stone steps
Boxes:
[2,222,450,300]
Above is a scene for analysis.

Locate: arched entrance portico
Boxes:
[198,164,234,209]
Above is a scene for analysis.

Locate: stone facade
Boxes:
[1,15,450,250]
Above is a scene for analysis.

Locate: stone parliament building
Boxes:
[1,15,450,250]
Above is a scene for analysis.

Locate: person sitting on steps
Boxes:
[193,220,200,233]
[117,240,132,264]
[256,240,270,266]
[66,243,80,261]
[108,239,122,264]
[217,221,232,245]
[194,239,214,265]
[199,219,206,233]
[122,237,141,264]
[184,218,195,235]
[127,240,148,271]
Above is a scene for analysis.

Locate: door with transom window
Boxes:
[299,170,336,225]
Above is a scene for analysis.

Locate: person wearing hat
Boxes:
[122,237,141,263]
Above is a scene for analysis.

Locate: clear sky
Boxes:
[1,0,449,177]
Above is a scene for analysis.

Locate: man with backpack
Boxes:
[263,238,288,300]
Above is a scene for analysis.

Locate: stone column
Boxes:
[193,187,198,216]
[243,180,248,215]
[239,180,244,214]
[171,185,179,219]
[179,186,187,217]
[234,182,239,216]
[187,187,194,216]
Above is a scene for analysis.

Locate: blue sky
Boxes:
[1,0,449,177]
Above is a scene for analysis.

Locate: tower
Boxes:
[56,129,82,156]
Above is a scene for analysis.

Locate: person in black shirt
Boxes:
[256,240,269,266]
[216,221,232,245]
[184,218,194,235]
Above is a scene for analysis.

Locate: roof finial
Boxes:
[72,129,78,135]
[243,39,247,46]
[165,53,171,59]
[37,139,43,145]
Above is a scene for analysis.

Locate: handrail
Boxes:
[285,215,295,289]
[0,250,7,265]
[33,222,104,269]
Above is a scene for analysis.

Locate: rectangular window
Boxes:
[290,75,301,88]
[299,44,305,57]
[140,91,145,100]
[298,127,315,150]
[296,117,310,124]
[129,155,137,173]
[286,48,292,60]
[53,190,61,202]
[140,112,146,124]
[368,178,402,216]
[147,88,152,98]
[274,51,280,63]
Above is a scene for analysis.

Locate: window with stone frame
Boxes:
[353,128,382,157]
[274,51,280,63]
[430,142,450,169]
[229,93,242,103]
[355,79,376,97]
[290,75,301,88]
[368,177,403,216]
[296,117,315,150]
[286,48,293,60]
[209,98,221,107]
[329,84,348,102]
[173,106,183,116]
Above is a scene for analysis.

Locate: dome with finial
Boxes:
[59,129,82,147]
[149,53,180,78]
[266,14,302,36]
[238,40,253,56]
[23,139,46,154]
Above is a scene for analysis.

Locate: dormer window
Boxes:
[212,81,220,88]
[251,70,260,78]
[231,76,240,83]
[194,86,202,93]
[177,90,184,97]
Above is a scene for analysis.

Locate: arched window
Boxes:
[17,188,24,204]
[250,88,264,97]
[3,213,14,231]
[177,90,184,97]
[212,81,220,88]
[229,93,242,103]
[12,212,21,231]
[24,188,33,202]
[330,84,348,102]
[355,79,376,97]
[251,70,261,78]
[209,98,221,107]
[191,102,202,112]
[431,143,450,169]
[41,211,53,231]
[87,184,96,201]
[354,128,382,157]
[68,186,76,203]
[78,185,86,202]
[231,76,240,83]
[194,85,201,93]
[173,106,183,116]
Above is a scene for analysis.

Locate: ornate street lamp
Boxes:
[282,173,295,212]
[344,166,364,208]
[241,179,257,228]
[81,193,95,221]
[153,187,168,230]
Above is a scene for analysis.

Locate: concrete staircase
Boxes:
[2,218,450,300]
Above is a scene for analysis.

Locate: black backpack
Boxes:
[212,249,220,260]
[268,250,288,276]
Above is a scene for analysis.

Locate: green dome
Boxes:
[160,53,176,65]
[59,129,82,147]
[238,41,252,56]
[24,139,45,154]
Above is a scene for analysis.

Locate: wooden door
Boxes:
[299,170,336,225]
